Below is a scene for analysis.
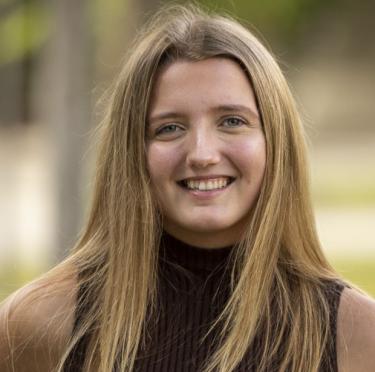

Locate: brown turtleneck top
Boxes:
[64,231,344,371]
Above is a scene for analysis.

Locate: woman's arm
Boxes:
[0,275,76,372]
[337,287,375,372]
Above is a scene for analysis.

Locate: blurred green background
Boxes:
[0,0,374,301]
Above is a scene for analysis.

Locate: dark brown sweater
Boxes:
[64,231,344,371]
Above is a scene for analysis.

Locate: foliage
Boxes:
[176,0,338,43]
[0,0,50,65]
[0,0,342,66]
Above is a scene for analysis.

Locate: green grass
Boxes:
[331,257,375,297]
[0,263,44,302]
[310,166,375,208]
[1,258,374,303]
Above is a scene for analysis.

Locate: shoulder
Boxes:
[337,286,375,372]
[0,264,78,372]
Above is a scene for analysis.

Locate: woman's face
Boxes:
[146,57,266,248]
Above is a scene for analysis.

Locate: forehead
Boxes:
[148,58,259,119]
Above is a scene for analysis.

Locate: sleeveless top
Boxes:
[63,231,345,371]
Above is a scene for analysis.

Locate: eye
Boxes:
[155,124,182,136]
[221,116,247,128]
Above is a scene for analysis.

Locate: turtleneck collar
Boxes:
[159,230,233,272]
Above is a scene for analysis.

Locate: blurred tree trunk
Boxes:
[32,0,92,262]
[32,0,160,263]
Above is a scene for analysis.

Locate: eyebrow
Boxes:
[213,104,260,121]
[149,104,260,123]
[148,111,185,123]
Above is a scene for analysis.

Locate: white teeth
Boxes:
[185,177,232,191]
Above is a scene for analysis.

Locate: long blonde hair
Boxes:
[49,4,340,371]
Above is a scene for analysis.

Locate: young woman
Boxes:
[1,5,374,372]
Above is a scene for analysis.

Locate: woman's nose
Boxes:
[185,128,221,168]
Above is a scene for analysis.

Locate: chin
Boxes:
[183,219,234,233]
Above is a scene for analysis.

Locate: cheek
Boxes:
[146,144,181,183]
[229,135,266,178]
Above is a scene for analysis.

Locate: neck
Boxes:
[163,224,244,249]
[160,230,233,272]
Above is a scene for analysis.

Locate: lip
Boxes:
[177,178,235,200]
[178,175,235,182]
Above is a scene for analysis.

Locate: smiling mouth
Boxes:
[177,177,236,191]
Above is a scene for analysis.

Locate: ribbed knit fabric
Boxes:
[64,231,345,371]
[133,231,234,371]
